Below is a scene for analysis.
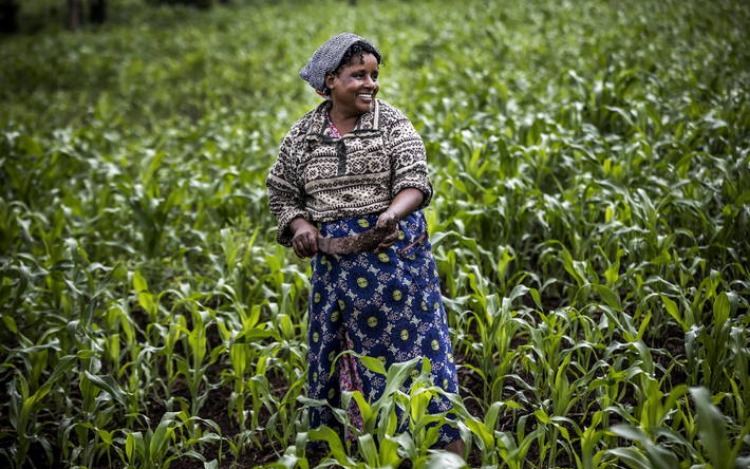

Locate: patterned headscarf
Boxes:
[299,32,380,95]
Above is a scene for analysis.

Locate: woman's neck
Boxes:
[328,106,360,135]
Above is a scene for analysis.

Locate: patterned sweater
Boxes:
[267,99,432,245]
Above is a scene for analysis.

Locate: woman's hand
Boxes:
[374,188,425,252]
[375,210,399,252]
[289,218,320,258]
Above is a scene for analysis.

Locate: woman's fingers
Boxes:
[376,211,398,232]
[383,229,399,243]
[292,226,320,258]
[292,238,305,258]
[306,232,319,256]
[375,224,399,252]
[299,234,316,257]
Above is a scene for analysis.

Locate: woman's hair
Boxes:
[334,40,382,72]
[323,41,382,96]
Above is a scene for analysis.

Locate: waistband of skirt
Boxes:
[317,211,426,238]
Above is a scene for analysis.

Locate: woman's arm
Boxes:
[267,132,315,247]
[380,188,424,221]
[375,188,425,251]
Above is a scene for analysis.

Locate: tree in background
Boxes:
[91,0,106,24]
[67,0,81,29]
[146,0,235,8]
[2,0,233,34]
[67,0,107,29]
[146,0,214,8]
[0,0,19,33]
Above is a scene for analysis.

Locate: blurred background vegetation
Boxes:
[1,0,749,468]
[0,0,239,33]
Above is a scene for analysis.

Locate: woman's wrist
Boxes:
[289,217,315,235]
[387,188,424,220]
[383,209,401,222]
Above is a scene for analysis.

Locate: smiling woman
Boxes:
[266,32,465,458]
[324,46,380,131]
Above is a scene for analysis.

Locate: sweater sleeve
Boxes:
[266,132,310,246]
[385,115,433,208]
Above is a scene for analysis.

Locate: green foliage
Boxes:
[1,0,749,467]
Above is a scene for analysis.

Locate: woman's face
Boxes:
[326,52,379,116]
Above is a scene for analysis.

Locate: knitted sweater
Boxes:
[267,99,432,246]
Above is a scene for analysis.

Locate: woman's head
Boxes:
[324,43,380,116]
[299,33,382,98]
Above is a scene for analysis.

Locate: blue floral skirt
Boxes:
[307,210,460,445]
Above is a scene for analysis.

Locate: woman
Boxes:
[266,32,464,455]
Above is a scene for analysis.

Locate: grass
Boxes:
[1,0,749,467]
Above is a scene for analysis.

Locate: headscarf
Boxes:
[299,32,380,96]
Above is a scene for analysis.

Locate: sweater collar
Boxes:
[308,99,380,136]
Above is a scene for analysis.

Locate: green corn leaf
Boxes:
[660,294,686,331]
[426,450,467,469]
[350,391,373,424]
[390,432,416,460]
[358,354,387,376]
[83,371,130,405]
[357,433,379,467]
[606,447,650,469]
[2,314,18,334]
[309,426,350,465]
[19,355,76,432]
[691,387,731,469]
[382,356,421,398]
[98,428,114,446]
[378,434,402,467]
[484,400,504,432]
[611,424,679,469]
[534,409,552,425]
[594,284,621,309]
[611,424,647,442]
[463,415,494,450]
[410,387,432,422]
[713,292,731,326]
[632,340,655,376]
[229,343,247,377]
[133,269,149,294]
[529,288,543,310]
[643,443,679,468]
[125,431,143,463]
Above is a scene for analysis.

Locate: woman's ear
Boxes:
[325,72,337,92]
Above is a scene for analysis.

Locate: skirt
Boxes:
[306,210,460,445]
